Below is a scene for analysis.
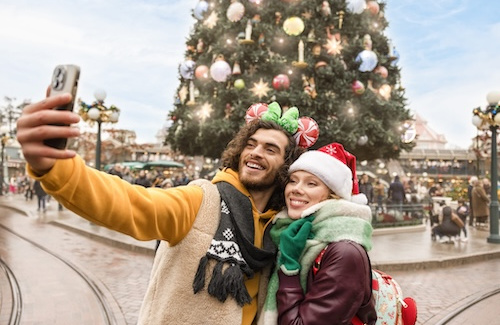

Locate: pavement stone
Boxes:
[2,193,500,324]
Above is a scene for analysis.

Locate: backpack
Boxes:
[313,246,417,325]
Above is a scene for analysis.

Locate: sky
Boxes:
[1,0,500,148]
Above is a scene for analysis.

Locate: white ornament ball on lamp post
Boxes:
[486,91,500,105]
[109,111,120,123]
[87,107,101,120]
[471,115,483,128]
[94,89,107,102]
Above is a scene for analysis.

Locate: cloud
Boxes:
[0,0,196,143]
[386,0,500,148]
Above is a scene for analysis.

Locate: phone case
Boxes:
[44,64,80,149]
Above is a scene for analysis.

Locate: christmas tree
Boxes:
[166,0,415,161]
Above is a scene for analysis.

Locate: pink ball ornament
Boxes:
[245,103,268,123]
[366,1,380,15]
[294,117,319,148]
[272,74,290,91]
[374,66,388,78]
[195,65,209,79]
[352,80,365,95]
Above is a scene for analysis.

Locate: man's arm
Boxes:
[19,91,203,244]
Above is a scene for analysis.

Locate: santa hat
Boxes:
[289,143,368,205]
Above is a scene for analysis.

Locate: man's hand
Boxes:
[16,91,81,175]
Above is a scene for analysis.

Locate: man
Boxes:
[467,176,478,226]
[358,173,374,204]
[387,175,405,212]
[16,93,302,325]
[471,178,490,227]
[133,169,152,187]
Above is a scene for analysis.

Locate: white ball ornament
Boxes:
[346,0,366,14]
[194,1,209,20]
[210,59,232,82]
[357,135,368,146]
[180,59,196,79]
[227,1,245,22]
[356,50,378,72]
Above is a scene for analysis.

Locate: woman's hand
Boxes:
[279,216,314,273]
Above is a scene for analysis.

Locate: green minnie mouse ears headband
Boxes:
[245,101,319,148]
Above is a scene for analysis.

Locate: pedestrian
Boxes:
[358,173,374,204]
[388,175,405,211]
[373,179,385,212]
[24,178,34,201]
[467,176,477,226]
[471,178,490,227]
[456,198,469,241]
[121,166,134,183]
[33,180,47,212]
[260,142,376,325]
[133,170,152,188]
[108,163,123,178]
[431,206,461,243]
[17,97,307,325]
[428,183,444,226]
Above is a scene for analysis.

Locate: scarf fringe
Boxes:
[194,258,252,307]
[193,255,209,293]
[222,263,252,306]
[208,261,225,300]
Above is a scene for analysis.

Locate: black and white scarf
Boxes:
[193,182,277,306]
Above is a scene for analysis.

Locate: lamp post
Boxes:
[78,90,120,170]
[0,129,9,196]
[472,91,500,244]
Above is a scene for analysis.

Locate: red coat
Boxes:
[276,241,377,325]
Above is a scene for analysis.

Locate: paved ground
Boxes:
[2,193,500,324]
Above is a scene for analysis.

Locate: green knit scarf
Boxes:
[260,199,373,325]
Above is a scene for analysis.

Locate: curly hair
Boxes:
[220,120,304,210]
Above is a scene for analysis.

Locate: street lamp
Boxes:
[472,91,500,244]
[0,127,9,196]
[78,90,120,170]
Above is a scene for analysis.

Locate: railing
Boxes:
[370,203,426,228]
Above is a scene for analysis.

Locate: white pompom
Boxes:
[351,193,368,205]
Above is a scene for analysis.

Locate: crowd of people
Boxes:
[106,163,192,189]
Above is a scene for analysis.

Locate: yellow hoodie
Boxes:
[28,155,276,325]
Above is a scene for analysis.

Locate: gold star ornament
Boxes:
[250,78,271,99]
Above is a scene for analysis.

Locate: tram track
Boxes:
[0,223,123,325]
[0,258,22,325]
[435,285,500,324]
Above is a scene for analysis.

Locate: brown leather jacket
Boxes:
[276,241,377,325]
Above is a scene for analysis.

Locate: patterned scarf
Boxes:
[260,199,373,325]
[193,181,277,306]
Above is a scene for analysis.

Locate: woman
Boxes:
[260,143,377,325]
[431,206,461,242]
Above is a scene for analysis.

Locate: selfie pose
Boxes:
[17,94,313,325]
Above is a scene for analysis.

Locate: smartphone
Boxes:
[43,64,80,149]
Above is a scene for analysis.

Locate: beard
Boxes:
[241,175,276,191]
